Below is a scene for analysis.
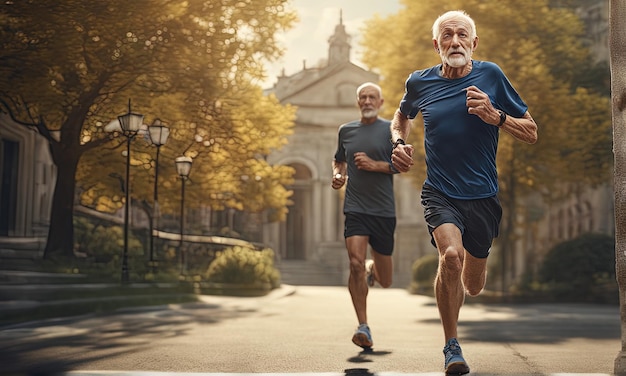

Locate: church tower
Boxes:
[327,10,351,66]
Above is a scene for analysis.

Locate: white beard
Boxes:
[446,54,468,68]
[442,47,470,68]
[362,109,379,119]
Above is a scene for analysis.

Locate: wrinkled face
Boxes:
[436,18,476,68]
[357,86,383,119]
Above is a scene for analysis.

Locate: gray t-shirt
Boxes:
[334,118,395,218]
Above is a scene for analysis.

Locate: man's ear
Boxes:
[472,36,479,51]
[433,39,440,53]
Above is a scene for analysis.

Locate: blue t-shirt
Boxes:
[334,118,396,217]
[399,60,528,199]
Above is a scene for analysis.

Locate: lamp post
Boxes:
[117,99,144,284]
[147,119,170,271]
[175,156,192,276]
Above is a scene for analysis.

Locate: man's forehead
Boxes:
[440,19,471,31]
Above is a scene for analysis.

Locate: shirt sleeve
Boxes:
[491,63,528,118]
[333,126,346,162]
[398,72,420,119]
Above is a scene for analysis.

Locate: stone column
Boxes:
[610,0,626,374]
[321,183,335,242]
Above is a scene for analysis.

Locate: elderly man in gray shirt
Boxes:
[332,82,398,350]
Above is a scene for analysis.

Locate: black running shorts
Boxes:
[344,212,396,256]
[420,184,502,259]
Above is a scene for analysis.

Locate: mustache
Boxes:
[447,48,466,57]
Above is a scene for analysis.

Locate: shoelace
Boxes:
[444,342,463,360]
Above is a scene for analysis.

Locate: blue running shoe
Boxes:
[352,324,373,349]
[443,338,470,375]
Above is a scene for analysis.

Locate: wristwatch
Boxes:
[497,110,507,127]
[392,138,406,149]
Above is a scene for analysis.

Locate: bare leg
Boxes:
[346,235,369,324]
[433,223,489,341]
[432,223,466,342]
[370,250,393,288]
[463,252,488,297]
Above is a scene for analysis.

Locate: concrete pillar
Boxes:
[610,0,626,374]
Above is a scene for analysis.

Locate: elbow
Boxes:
[396,109,409,122]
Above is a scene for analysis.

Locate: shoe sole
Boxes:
[445,361,470,375]
[352,332,373,349]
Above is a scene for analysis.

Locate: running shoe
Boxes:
[365,259,375,287]
[352,323,373,349]
[443,337,470,375]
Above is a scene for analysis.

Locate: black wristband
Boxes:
[392,138,406,149]
[497,110,506,127]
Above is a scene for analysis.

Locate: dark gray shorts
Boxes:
[344,212,396,256]
[420,184,502,259]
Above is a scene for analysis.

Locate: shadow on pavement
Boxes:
[0,301,250,374]
[418,302,619,344]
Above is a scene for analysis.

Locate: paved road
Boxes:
[0,285,620,375]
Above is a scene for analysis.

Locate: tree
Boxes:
[0,0,298,259]
[360,0,611,260]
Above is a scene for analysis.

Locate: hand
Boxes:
[331,173,346,189]
[391,144,414,173]
[465,85,499,125]
[353,152,376,171]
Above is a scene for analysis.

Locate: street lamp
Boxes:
[175,156,192,276]
[147,119,170,271]
[118,99,144,284]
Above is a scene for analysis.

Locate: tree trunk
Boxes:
[43,150,80,259]
[610,0,626,374]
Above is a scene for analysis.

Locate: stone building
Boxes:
[0,113,56,257]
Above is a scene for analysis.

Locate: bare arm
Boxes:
[390,108,411,142]
[390,109,415,173]
[353,152,395,174]
[498,111,538,144]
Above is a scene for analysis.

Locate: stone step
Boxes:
[278,260,344,286]
[0,270,87,286]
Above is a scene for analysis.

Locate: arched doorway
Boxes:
[283,162,312,260]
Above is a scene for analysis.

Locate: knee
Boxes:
[378,276,393,289]
[464,271,487,297]
[465,285,484,297]
[440,247,463,274]
[349,258,365,277]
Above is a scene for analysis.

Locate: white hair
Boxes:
[356,82,383,98]
[432,10,477,41]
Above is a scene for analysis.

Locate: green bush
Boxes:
[204,246,281,289]
[537,233,617,302]
[409,253,439,295]
[69,216,168,282]
[74,217,143,263]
